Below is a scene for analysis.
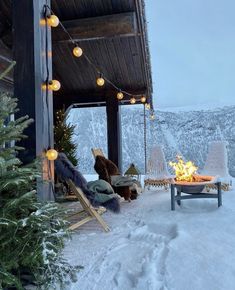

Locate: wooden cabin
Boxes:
[0,0,153,200]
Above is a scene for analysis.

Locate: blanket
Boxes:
[111,175,134,187]
[87,179,120,204]
[87,179,115,195]
[55,153,120,213]
[111,175,142,194]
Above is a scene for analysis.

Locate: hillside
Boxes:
[67,105,235,176]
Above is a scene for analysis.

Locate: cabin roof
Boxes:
[0,0,153,108]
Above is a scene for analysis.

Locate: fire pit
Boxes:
[178,185,204,194]
[169,157,222,210]
[175,174,215,194]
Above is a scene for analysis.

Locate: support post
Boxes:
[106,96,122,172]
[217,182,222,207]
[176,188,181,206]
[13,0,54,201]
[171,184,175,211]
[143,104,147,174]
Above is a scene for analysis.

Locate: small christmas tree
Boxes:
[0,93,80,289]
[54,108,78,166]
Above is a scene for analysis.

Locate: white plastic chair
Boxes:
[201,141,232,190]
[145,145,174,189]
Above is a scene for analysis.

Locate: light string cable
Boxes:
[44,3,55,195]
[44,5,146,99]
[44,3,51,145]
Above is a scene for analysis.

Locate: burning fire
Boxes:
[169,155,198,182]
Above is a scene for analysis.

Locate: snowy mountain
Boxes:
[67,105,235,176]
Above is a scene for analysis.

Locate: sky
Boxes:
[146,0,235,109]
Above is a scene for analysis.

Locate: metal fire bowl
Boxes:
[174,175,218,194]
[176,185,205,194]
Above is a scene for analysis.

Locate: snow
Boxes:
[63,178,235,290]
[20,217,28,227]
[68,105,235,177]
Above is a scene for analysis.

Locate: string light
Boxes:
[130,97,136,104]
[96,74,105,86]
[46,148,58,160]
[145,103,151,110]
[42,83,47,91]
[48,80,61,91]
[140,96,146,103]
[150,112,155,120]
[42,80,61,91]
[117,91,124,100]
[43,5,153,110]
[73,46,83,57]
[47,15,59,27]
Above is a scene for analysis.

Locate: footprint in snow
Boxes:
[82,223,178,290]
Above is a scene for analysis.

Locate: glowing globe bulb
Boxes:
[117,92,124,100]
[130,97,136,104]
[140,96,146,103]
[49,80,61,91]
[96,77,105,86]
[73,46,83,57]
[41,83,47,91]
[150,114,155,120]
[145,103,150,110]
[46,149,58,161]
[47,15,59,27]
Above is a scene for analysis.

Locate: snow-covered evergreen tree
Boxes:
[0,93,80,289]
[54,108,78,166]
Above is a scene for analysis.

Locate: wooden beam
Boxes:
[53,87,147,111]
[13,0,54,201]
[54,87,147,104]
[134,0,153,108]
[106,97,122,172]
[69,100,144,108]
[53,12,138,43]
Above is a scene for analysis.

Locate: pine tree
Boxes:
[0,93,80,289]
[54,108,78,166]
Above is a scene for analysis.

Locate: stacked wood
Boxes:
[191,175,213,182]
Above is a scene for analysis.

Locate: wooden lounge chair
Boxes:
[91,148,105,158]
[67,179,110,232]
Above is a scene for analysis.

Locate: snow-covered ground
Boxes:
[64,180,235,290]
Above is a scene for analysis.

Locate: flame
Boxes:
[169,155,198,182]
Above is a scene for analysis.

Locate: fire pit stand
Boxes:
[170,181,222,210]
